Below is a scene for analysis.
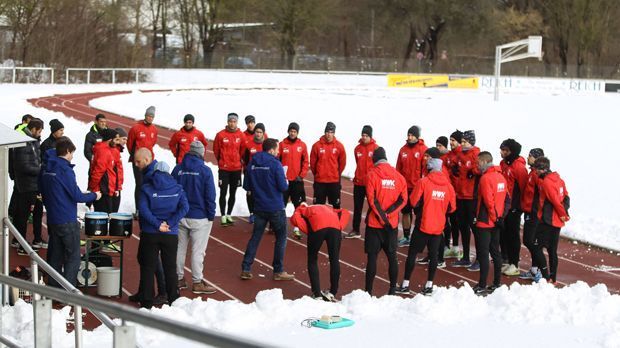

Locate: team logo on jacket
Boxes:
[283,147,290,153]
[368,151,373,157]
[497,183,505,192]
[223,138,229,143]
[401,152,407,158]
[319,148,325,154]
[559,187,564,195]
[415,152,420,158]
[432,190,446,200]
[356,152,362,158]
[466,160,471,167]
[332,148,338,154]
[381,179,395,188]
[297,146,303,152]
[250,148,256,153]
[139,132,146,138]
[181,138,187,142]
[235,138,241,143]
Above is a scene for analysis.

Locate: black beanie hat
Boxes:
[115,127,128,137]
[288,122,300,132]
[450,130,463,143]
[500,138,522,157]
[533,157,550,171]
[372,147,387,164]
[425,147,441,159]
[325,122,336,133]
[436,136,448,148]
[408,125,420,138]
[463,130,476,145]
[361,125,373,137]
[184,114,195,123]
[245,115,256,124]
[254,122,265,133]
[529,148,545,159]
[49,119,64,133]
[101,128,119,141]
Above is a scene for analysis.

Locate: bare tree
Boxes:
[5,0,46,64]
[176,0,196,67]
[194,0,222,68]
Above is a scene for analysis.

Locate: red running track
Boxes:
[21,91,620,328]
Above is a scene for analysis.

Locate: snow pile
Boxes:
[3,282,620,347]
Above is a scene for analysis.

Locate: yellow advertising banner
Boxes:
[387,74,479,89]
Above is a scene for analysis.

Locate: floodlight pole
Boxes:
[494,36,542,101]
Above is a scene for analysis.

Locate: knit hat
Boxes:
[245,115,255,124]
[500,138,522,157]
[408,125,421,138]
[49,119,64,133]
[154,161,170,173]
[427,158,443,173]
[436,136,448,148]
[529,148,545,159]
[254,123,265,133]
[450,130,463,143]
[145,106,156,116]
[189,141,205,157]
[115,127,128,137]
[372,146,387,164]
[462,130,476,145]
[324,122,336,133]
[227,113,239,121]
[361,125,373,137]
[425,147,441,159]
[533,157,550,171]
[101,128,118,141]
[288,122,300,132]
[184,114,195,123]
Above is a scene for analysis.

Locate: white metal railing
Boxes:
[65,68,144,84]
[0,67,54,84]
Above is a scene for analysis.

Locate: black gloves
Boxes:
[294,176,303,182]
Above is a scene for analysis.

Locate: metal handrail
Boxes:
[2,217,115,347]
[0,275,270,348]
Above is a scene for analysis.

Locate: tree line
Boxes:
[1,0,618,77]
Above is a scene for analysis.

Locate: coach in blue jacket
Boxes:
[137,159,189,308]
[172,141,217,294]
[40,137,101,287]
[241,138,295,281]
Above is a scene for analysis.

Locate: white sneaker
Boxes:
[503,264,520,276]
[501,264,510,273]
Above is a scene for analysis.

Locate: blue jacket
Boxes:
[142,160,157,185]
[243,151,288,212]
[172,154,216,220]
[139,170,189,234]
[40,149,97,225]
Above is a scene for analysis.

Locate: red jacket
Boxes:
[127,121,158,161]
[112,146,124,191]
[278,137,309,181]
[500,156,528,211]
[446,146,461,186]
[365,162,408,229]
[88,142,119,196]
[242,138,263,166]
[310,136,346,183]
[396,139,428,190]
[290,204,350,234]
[409,171,456,235]
[476,166,510,228]
[537,172,570,228]
[455,146,480,199]
[353,139,379,186]
[168,127,208,164]
[213,127,244,171]
[521,168,540,213]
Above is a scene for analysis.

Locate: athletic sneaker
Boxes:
[398,237,410,248]
[192,281,217,294]
[472,285,487,295]
[519,270,535,280]
[344,230,361,239]
[273,272,295,281]
[501,264,510,273]
[320,290,337,302]
[17,247,28,256]
[467,260,480,272]
[452,258,471,267]
[153,294,168,306]
[10,240,19,248]
[394,286,414,296]
[240,271,253,280]
[421,287,433,296]
[486,284,501,293]
[177,278,188,290]
[221,216,229,226]
[32,240,48,249]
[248,214,255,224]
[293,228,303,240]
[416,256,430,265]
[226,215,235,224]
[532,270,543,283]
[503,264,520,276]
[437,261,446,269]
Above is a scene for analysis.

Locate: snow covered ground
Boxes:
[1,71,620,347]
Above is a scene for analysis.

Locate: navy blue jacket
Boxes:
[172,154,216,220]
[138,170,189,235]
[40,149,97,225]
[142,160,157,185]
[243,151,288,212]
